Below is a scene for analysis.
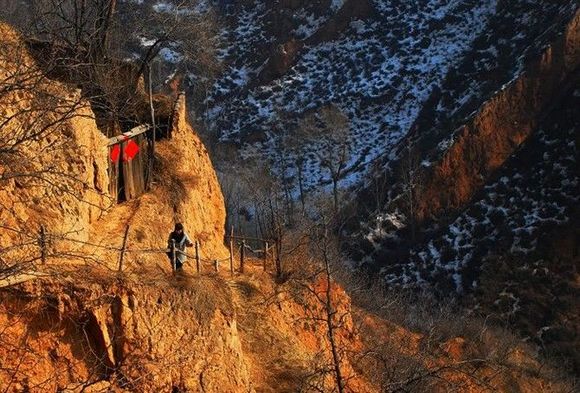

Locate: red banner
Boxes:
[123,139,140,161]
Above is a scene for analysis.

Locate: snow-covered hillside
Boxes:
[205,0,576,191]
[210,0,499,187]
[383,90,579,293]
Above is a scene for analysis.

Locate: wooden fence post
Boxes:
[118,225,130,272]
[170,239,176,272]
[263,241,269,272]
[39,225,47,265]
[214,259,219,272]
[274,240,282,279]
[195,241,200,274]
[229,226,234,275]
[240,240,246,273]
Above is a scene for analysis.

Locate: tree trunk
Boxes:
[147,65,156,190]
[332,177,339,214]
[323,242,344,393]
[297,162,305,213]
[90,0,117,63]
[407,185,416,243]
[283,178,293,219]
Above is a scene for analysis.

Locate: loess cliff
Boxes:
[347,4,580,375]
[415,7,580,219]
[0,23,234,391]
[0,22,110,247]
[0,21,228,270]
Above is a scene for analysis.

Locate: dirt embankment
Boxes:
[416,9,580,219]
[0,273,249,392]
[0,264,377,392]
[0,23,111,248]
[0,261,573,392]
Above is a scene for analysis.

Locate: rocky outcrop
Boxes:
[0,23,111,250]
[0,275,250,392]
[416,8,580,219]
[90,92,229,267]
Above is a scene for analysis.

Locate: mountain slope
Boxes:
[206,0,578,190]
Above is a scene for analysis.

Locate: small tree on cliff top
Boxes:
[279,205,357,392]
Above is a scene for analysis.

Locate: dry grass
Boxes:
[153,142,190,215]
[343,274,579,392]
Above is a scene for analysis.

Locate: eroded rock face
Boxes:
[0,23,111,249]
[0,275,250,392]
[416,8,580,219]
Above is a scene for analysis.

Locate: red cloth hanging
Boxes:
[123,139,140,161]
[110,144,121,163]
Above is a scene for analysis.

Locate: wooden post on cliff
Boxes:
[263,241,269,272]
[229,226,234,275]
[195,241,200,274]
[170,239,176,272]
[240,240,246,274]
[118,225,130,272]
[39,225,47,265]
[274,242,282,280]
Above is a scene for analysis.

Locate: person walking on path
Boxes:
[167,223,194,271]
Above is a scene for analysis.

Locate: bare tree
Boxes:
[242,160,289,280]
[274,208,355,392]
[1,0,219,137]
[399,137,423,242]
[310,222,346,392]
[25,0,117,63]
[297,105,352,213]
[217,155,312,280]
[368,160,391,213]
[282,122,308,215]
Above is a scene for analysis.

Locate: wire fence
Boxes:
[0,224,278,287]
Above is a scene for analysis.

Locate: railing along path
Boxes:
[0,225,276,287]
